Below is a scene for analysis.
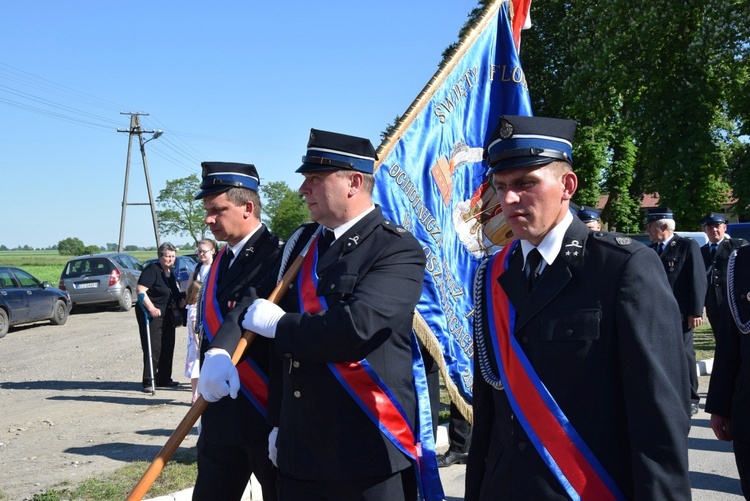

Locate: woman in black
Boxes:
[135,242,184,391]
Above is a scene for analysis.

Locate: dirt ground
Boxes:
[0,307,198,500]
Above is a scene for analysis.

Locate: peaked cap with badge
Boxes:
[485,115,577,175]
[195,161,260,200]
[700,211,726,226]
[577,205,602,224]
[646,206,674,224]
[297,128,378,174]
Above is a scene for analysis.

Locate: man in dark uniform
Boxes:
[193,162,281,501]
[577,205,602,231]
[646,207,708,416]
[241,129,440,500]
[706,245,750,498]
[467,115,691,500]
[700,211,748,338]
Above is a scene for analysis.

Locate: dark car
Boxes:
[143,254,198,292]
[0,266,72,338]
[59,253,143,311]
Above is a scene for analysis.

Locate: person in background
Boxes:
[577,205,602,231]
[646,207,707,416]
[135,242,184,392]
[706,244,750,498]
[467,115,690,499]
[189,238,218,287]
[193,162,282,501]
[184,279,202,404]
[700,211,748,338]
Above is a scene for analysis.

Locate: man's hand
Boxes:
[710,414,732,441]
[197,349,239,402]
[268,426,279,466]
[688,315,703,329]
[241,299,285,338]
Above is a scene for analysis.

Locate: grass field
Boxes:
[0,250,192,285]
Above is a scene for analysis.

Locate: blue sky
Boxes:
[0,0,478,249]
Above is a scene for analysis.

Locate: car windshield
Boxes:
[63,258,113,278]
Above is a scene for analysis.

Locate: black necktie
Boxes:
[318,229,335,254]
[710,243,718,259]
[657,243,665,256]
[219,248,234,277]
[526,248,543,291]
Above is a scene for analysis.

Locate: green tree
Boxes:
[156,174,208,245]
[261,181,310,241]
[58,237,85,256]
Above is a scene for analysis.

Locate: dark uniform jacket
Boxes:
[269,207,426,481]
[199,225,281,447]
[652,234,707,319]
[701,238,747,318]
[466,219,691,500]
[706,245,750,443]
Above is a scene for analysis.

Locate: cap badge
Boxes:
[498,119,514,139]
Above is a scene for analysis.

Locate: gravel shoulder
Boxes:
[0,308,198,500]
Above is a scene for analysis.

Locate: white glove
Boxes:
[242,299,285,338]
[268,426,278,466]
[197,349,239,402]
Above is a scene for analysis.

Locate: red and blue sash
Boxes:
[297,234,444,501]
[202,247,268,417]
[485,241,624,500]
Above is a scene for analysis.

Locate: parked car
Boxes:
[142,254,198,292]
[727,222,750,242]
[0,266,72,338]
[59,253,143,311]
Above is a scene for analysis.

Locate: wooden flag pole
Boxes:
[127,229,320,501]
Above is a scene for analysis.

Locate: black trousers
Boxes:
[135,307,175,385]
[682,319,699,404]
[276,466,416,501]
[735,437,750,500]
[193,437,278,501]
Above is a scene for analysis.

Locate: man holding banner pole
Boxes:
[466,115,692,499]
[241,129,443,500]
[192,162,282,501]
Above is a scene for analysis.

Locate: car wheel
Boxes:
[0,308,9,338]
[119,288,133,312]
[50,300,69,326]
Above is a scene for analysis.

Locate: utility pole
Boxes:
[117,112,163,252]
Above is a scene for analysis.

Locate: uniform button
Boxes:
[518,441,528,451]
[565,328,573,337]
[284,353,292,358]
[330,284,335,289]
[288,283,294,290]
[521,336,528,344]
[292,361,300,368]
[293,390,301,398]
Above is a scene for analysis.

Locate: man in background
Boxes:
[700,211,747,338]
[646,207,707,416]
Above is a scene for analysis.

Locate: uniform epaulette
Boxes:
[589,232,645,253]
[380,219,410,236]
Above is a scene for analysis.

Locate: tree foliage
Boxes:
[58,237,85,256]
[156,174,209,245]
[513,0,750,230]
[261,181,310,241]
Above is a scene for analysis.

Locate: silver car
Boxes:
[59,253,143,311]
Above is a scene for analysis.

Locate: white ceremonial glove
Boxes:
[268,426,279,467]
[197,349,239,402]
[242,298,285,338]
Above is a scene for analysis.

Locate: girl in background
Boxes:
[184,279,202,403]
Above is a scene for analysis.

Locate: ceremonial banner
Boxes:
[373,0,532,410]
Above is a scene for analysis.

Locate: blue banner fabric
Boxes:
[373,1,532,403]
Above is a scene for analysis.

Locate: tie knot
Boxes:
[318,229,335,253]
